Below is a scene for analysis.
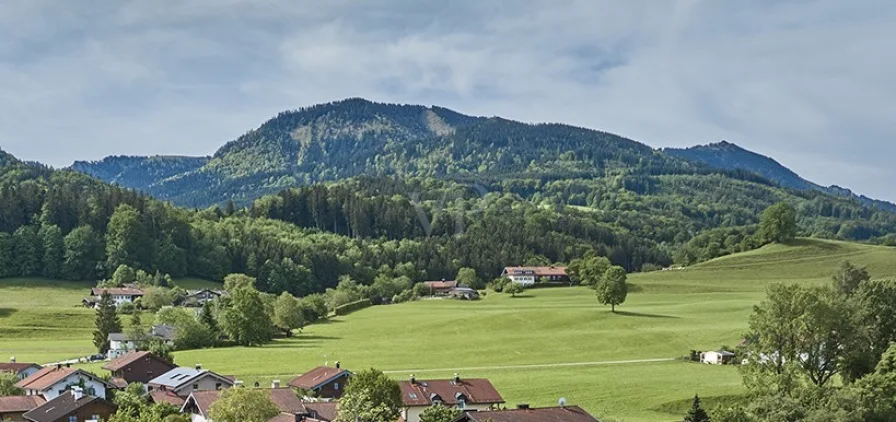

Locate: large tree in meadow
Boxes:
[596,265,628,312]
[759,202,797,244]
[832,260,870,296]
[220,278,274,346]
[93,292,122,354]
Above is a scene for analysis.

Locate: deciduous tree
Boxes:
[272,292,304,336]
[832,260,870,296]
[420,404,462,422]
[759,202,797,244]
[596,265,628,312]
[208,387,280,422]
[337,369,402,422]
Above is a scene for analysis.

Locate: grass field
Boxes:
[2,238,896,421]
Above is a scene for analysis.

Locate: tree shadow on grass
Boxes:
[614,310,679,319]
[0,308,16,318]
[508,295,535,299]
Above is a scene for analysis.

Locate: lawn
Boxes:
[2,239,895,421]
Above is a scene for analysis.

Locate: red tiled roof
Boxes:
[150,390,186,407]
[423,281,458,289]
[503,266,567,277]
[16,367,110,391]
[102,351,175,372]
[185,390,222,416]
[0,395,45,413]
[398,378,504,407]
[91,287,144,296]
[289,366,349,390]
[0,362,41,374]
[462,406,600,422]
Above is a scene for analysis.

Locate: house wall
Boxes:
[18,367,40,380]
[114,359,176,385]
[54,400,117,422]
[508,275,536,286]
[32,374,108,401]
[173,374,229,396]
[190,414,208,422]
[314,374,348,399]
[403,404,492,422]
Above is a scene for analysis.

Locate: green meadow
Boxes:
[2,238,896,421]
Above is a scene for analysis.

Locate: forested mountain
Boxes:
[665,141,896,212]
[71,155,209,192]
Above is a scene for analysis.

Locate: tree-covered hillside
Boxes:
[71,155,209,192]
[665,141,896,213]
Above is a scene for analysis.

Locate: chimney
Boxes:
[254,381,260,388]
[453,373,460,385]
[335,361,340,369]
[272,380,281,389]
[410,375,416,385]
[517,404,530,410]
[9,357,14,363]
[195,364,202,371]
[66,363,71,368]
[56,364,62,370]
[72,387,84,401]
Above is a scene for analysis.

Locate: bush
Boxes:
[488,277,509,292]
[333,299,372,316]
[117,302,135,314]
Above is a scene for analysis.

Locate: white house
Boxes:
[0,358,42,380]
[397,376,504,422]
[107,325,176,358]
[700,350,736,365]
[501,266,568,286]
[87,286,145,307]
[15,366,113,401]
[147,366,234,398]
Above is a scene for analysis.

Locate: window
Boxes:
[458,399,466,409]
[193,384,199,390]
[91,415,100,421]
[69,416,78,422]
[215,383,222,390]
[334,383,339,390]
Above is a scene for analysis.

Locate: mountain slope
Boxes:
[71,155,209,192]
[664,141,896,212]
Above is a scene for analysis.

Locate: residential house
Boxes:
[0,358,43,380]
[102,351,177,385]
[700,350,736,365]
[147,366,234,398]
[16,366,112,401]
[288,364,351,399]
[107,325,176,359]
[422,280,458,296]
[181,388,336,422]
[84,286,144,308]
[182,289,228,307]
[0,396,45,422]
[22,387,117,422]
[453,405,600,422]
[398,375,504,422]
[501,266,568,286]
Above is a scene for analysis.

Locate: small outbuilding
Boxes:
[700,350,736,365]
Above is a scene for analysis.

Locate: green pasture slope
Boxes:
[2,239,896,421]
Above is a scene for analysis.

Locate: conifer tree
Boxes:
[683,394,711,422]
[93,292,122,354]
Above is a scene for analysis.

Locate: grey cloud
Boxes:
[0,0,894,201]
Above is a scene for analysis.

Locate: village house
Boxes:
[182,289,228,307]
[700,350,736,365]
[501,266,568,286]
[147,365,234,398]
[16,366,113,401]
[0,358,43,380]
[448,287,480,300]
[83,286,144,308]
[22,387,117,422]
[288,363,351,399]
[398,375,504,422]
[102,351,177,385]
[107,325,176,359]
[181,387,336,422]
[453,404,601,422]
[0,396,45,422]
[422,280,458,296]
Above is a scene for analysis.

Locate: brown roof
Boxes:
[16,367,111,392]
[398,378,504,407]
[0,362,41,374]
[109,377,129,389]
[102,351,175,372]
[503,266,568,277]
[0,396,45,413]
[91,287,144,296]
[460,406,599,422]
[23,391,117,422]
[150,390,186,407]
[289,366,350,390]
[303,401,338,421]
[185,389,307,417]
[423,280,458,289]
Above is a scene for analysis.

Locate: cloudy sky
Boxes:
[1,1,894,200]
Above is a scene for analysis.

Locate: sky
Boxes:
[1,0,894,200]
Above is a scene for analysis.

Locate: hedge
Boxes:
[333,298,372,316]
